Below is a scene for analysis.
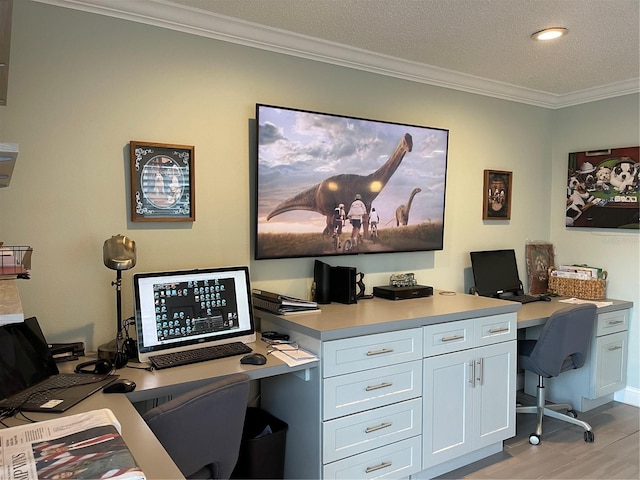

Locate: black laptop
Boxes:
[0,317,117,413]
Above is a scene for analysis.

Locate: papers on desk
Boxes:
[559,297,613,308]
[267,344,318,367]
[0,408,145,480]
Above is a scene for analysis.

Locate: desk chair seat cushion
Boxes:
[518,303,596,378]
[143,373,250,479]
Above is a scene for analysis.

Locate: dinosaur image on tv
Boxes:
[255,104,449,259]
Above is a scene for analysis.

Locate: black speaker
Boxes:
[330,266,357,304]
[75,358,113,375]
[313,260,331,304]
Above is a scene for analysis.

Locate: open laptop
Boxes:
[0,317,117,413]
[133,266,256,365]
[470,249,543,303]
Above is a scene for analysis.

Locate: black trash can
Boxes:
[231,407,288,479]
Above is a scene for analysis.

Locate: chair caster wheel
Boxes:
[529,434,541,445]
[567,409,578,418]
[584,431,595,442]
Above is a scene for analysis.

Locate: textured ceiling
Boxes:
[37,0,640,107]
[168,0,639,96]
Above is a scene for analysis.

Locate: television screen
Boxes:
[255,104,449,259]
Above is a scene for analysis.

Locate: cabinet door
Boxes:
[593,331,628,398]
[473,342,516,449]
[423,349,474,468]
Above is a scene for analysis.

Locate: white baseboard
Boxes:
[614,386,640,408]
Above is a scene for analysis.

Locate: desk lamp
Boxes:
[98,234,136,369]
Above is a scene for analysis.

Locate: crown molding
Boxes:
[34,0,640,109]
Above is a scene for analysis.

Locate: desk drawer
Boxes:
[323,361,422,420]
[323,436,422,479]
[323,328,422,378]
[475,313,517,347]
[423,319,474,357]
[323,398,422,463]
[596,310,628,336]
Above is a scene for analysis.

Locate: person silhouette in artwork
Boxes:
[347,193,367,248]
[167,165,181,205]
[487,175,507,217]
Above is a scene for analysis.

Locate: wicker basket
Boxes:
[547,270,607,300]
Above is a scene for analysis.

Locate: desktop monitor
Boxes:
[133,266,256,363]
[470,249,523,298]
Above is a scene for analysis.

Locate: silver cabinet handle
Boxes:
[441,334,464,342]
[607,320,624,325]
[365,422,392,433]
[468,361,475,387]
[476,357,484,385]
[608,346,622,351]
[365,382,392,391]
[366,348,394,356]
[488,327,509,334]
[365,462,392,473]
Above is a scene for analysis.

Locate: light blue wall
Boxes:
[551,96,640,398]
[0,1,637,400]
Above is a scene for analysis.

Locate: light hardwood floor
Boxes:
[436,397,640,479]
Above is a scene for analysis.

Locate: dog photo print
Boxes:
[566,146,639,229]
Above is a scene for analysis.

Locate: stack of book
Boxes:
[252,289,320,315]
[552,264,604,280]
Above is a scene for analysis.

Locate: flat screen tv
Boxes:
[255,104,449,259]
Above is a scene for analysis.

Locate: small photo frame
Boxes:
[483,170,512,220]
[130,141,195,222]
[525,242,555,294]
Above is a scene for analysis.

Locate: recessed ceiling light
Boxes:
[531,27,568,41]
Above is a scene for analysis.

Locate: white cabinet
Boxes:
[322,328,423,479]
[525,308,629,411]
[422,314,516,471]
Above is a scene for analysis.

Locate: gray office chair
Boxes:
[143,374,250,479]
[516,303,597,445]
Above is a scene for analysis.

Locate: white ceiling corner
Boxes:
[32,0,640,109]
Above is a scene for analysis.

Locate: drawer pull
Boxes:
[365,422,392,433]
[608,346,622,351]
[365,382,393,391]
[365,462,392,473]
[607,320,624,326]
[488,327,509,334]
[366,348,394,356]
[441,334,464,342]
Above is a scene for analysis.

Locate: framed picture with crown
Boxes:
[482,170,512,220]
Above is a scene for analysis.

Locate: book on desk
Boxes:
[252,289,320,315]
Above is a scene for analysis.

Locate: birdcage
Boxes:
[0,244,33,279]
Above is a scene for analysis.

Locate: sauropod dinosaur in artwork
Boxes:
[395,187,422,226]
[267,133,413,235]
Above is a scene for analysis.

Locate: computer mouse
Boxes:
[103,379,136,394]
[240,353,267,365]
[540,295,552,302]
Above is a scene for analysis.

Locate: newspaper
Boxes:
[0,408,145,480]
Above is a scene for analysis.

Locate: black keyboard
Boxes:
[149,342,253,370]
[507,294,542,304]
